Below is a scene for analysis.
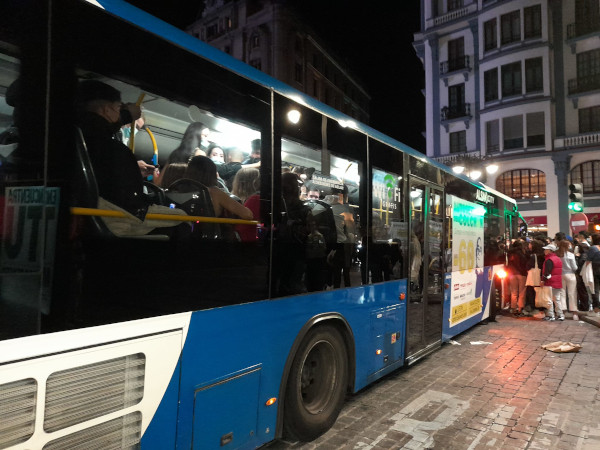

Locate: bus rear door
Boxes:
[406,180,444,364]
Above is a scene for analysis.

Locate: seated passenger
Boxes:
[185,155,253,220]
[76,80,151,219]
[76,80,185,236]
[157,162,187,188]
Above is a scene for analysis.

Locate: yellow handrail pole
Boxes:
[145,126,159,181]
[70,207,259,226]
[129,93,146,153]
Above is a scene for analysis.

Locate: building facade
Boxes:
[186,0,370,124]
[414,0,600,236]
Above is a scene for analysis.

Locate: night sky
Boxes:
[125,1,425,152]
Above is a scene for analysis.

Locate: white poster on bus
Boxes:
[2,186,60,314]
[449,195,485,326]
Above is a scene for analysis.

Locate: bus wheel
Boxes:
[283,325,348,441]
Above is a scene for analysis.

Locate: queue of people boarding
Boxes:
[504,230,600,321]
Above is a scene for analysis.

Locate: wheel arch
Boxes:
[275,312,356,438]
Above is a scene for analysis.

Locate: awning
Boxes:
[588,213,600,223]
[523,216,547,226]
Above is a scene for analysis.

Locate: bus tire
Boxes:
[283,324,348,441]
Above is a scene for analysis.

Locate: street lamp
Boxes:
[485,163,499,174]
[449,154,498,182]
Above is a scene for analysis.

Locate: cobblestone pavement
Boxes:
[265,312,600,449]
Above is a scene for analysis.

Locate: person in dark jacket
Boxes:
[76,80,152,219]
[275,172,314,296]
[507,239,528,315]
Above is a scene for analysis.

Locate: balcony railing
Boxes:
[425,2,477,29]
[555,132,600,149]
[567,19,600,40]
[440,56,471,75]
[434,151,481,164]
[441,103,471,121]
[568,74,600,95]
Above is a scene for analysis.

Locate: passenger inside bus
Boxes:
[184,155,253,220]
[275,172,314,295]
[206,143,225,164]
[242,138,261,164]
[325,185,355,289]
[167,121,209,164]
[76,79,153,219]
[157,162,187,189]
[232,167,261,242]
[0,78,19,153]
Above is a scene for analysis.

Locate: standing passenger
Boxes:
[507,240,528,316]
[585,233,600,312]
[541,243,564,321]
[556,239,579,319]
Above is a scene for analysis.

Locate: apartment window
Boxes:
[486,120,500,153]
[449,130,466,153]
[312,53,321,71]
[525,57,543,93]
[448,83,466,117]
[496,169,546,199]
[448,0,464,12]
[526,112,545,147]
[579,105,600,133]
[503,115,523,149]
[524,5,542,39]
[313,78,319,98]
[251,34,260,48]
[448,37,465,71]
[501,11,521,45]
[206,23,218,39]
[571,160,600,194]
[294,63,303,84]
[576,0,600,25]
[577,49,600,78]
[502,62,522,97]
[484,19,497,51]
[484,68,498,102]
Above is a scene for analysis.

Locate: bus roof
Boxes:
[86,0,516,206]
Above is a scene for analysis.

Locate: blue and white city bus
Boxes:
[0,1,519,448]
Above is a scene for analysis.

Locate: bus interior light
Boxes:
[287,109,301,124]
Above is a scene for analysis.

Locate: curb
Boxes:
[580,314,600,328]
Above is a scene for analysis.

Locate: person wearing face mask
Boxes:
[76,80,152,219]
[206,144,225,165]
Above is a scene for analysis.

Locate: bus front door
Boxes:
[406,181,444,364]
